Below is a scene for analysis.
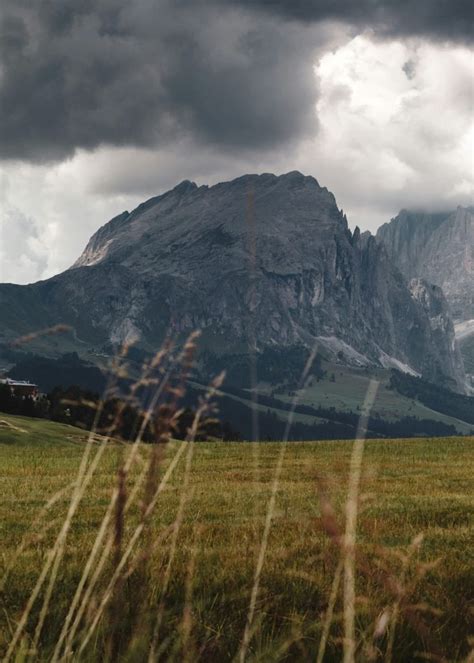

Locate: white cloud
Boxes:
[299,35,474,230]
[0,206,48,284]
[0,159,144,283]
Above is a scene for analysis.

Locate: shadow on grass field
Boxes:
[1,412,473,662]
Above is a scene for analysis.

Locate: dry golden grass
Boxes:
[1,423,473,661]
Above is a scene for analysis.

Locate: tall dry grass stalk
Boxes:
[316,557,344,663]
[238,345,318,662]
[180,527,201,663]
[50,337,190,660]
[384,532,424,663]
[343,379,379,663]
[245,187,259,446]
[73,347,220,659]
[3,331,226,663]
[4,344,127,662]
[148,371,224,662]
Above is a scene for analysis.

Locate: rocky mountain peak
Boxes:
[74,171,346,271]
[173,179,198,194]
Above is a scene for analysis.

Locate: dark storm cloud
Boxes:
[0,0,471,162]
[0,0,320,161]
[221,0,474,41]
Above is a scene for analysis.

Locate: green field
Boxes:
[1,414,473,661]
[258,363,474,434]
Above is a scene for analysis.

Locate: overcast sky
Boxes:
[0,0,473,284]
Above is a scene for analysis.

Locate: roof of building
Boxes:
[0,378,38,388]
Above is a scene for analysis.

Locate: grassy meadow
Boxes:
[1,413,473,662]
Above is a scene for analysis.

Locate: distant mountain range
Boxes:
[376,207,473,322]
[0,172,468,397]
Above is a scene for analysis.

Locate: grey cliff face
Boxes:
[407,278,465,388]
[0,172,466,391]
[376,207,474,322]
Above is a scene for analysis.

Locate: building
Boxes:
[0,378,39,399]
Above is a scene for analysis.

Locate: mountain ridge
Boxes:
[0,171,466,392]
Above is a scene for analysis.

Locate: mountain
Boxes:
[376,207,473,322]
[376,207,473,391]
[0,172,466,392]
